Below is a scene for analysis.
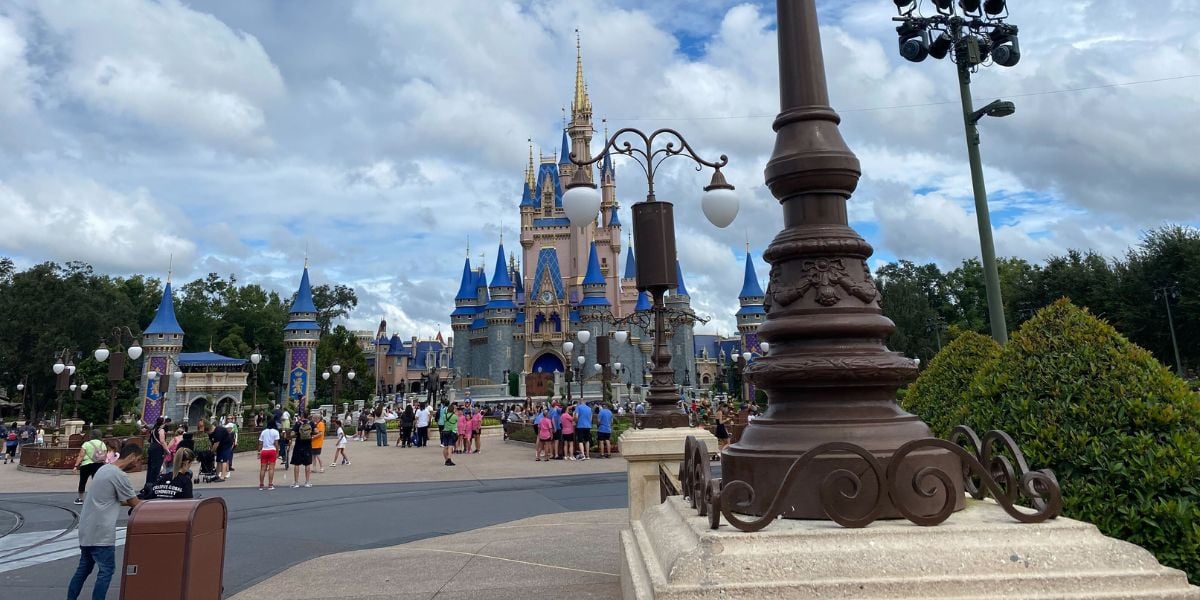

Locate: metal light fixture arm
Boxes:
[570,127,729,201]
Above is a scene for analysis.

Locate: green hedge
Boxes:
[912,299,1200,582]
[901,330,1001,437]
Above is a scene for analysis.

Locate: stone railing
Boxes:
[19,436,146,474]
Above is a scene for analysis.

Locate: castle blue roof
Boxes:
[486,298,518,311]
[559,129,571,165]
[474,267,487,290]
[387,334,409,357]
[519,180,536,208]
[455,258,475,301]
[674,261,690,298]
[578,295,610,306]
[736,304,767,316]
[513,263,524,294]
[623,246,637,280]
[569,310,580,323]
[515,312,526,325]
[533,217,571,228]
[599,150,614,181]
[470,318,487,330]
[451,305,477,317]
[693,334,719,357]
[408,340,446,369]
[178,352,246,367]
[290,267,316,314]
[609,207,621,227]
[635,291,652,311]
[284,320,320,332]
[535,163,563,207]
[144,282,184,335]
[531,247,566,301]
[582,242,606,285]
[490,243,513,288]
[739,253,765,298]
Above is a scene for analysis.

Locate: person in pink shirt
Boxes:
[559,406,577,460]
[536,407,553,461]
[471,409,484,453]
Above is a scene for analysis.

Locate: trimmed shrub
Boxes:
[901,330,1001,438]
[971,299,1200,582]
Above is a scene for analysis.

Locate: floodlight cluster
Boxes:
[893,0,1020,68]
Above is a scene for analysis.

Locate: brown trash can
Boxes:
[120,497,228,600]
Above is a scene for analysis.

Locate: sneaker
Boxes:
[318,468,325,473]
[472,450,480,454]
[291,483,300,488]
[268,485,275,490]
[73,498,83,505]
[303,482,312,488]
[258,486,265,491]
[568,456,577,461]
[445,459,455,466]
[330,463,338,467]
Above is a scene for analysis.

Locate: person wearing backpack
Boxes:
[72,430,108,505]
[3,422,18,464]
[289,414,314,487]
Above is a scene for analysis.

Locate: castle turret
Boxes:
[485,242,519,382]
[450,256,475,380]
[736,250,766,336]
[283,263,320,413]
[668,261,696,390]
[619,243,638,316]
[140,280,184,425]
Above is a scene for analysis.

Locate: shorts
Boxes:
[597,432,611,441]
[217,448,233,463]
[576,427,591,442]
[716,423,730,440]
[290,446,313,466]
[440,431,457,446]
[259,449,278,464]
[311,447,322,456]
[5,444,16,456]
[553,430,562,441]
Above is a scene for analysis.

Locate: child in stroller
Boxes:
[194,449,220,483]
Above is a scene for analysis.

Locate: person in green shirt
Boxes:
[441,402,459,467]
[72,430,108,505]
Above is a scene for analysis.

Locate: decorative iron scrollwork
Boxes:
[667,426,1062,532]
[632,412,693,430]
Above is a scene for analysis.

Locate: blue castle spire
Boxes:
[635,290,652,312]
[623,246,637,280]
[739,252,765,299]
[454,258,474,300]
[490,243,513,288]
[519,179,536,208]
[674,260,690,298]
[559,128,570,165]
[144,282,184,335]
[609,207,621,227]
[290,267,316,314]
[582,242,605,285]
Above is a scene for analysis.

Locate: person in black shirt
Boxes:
[150,448,195,499]
[289,415,314,487]
[207,422,231,482]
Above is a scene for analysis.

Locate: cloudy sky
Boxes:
[0,0,1197,339]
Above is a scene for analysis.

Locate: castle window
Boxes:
[534,313,545,333]
[550,312,562,332]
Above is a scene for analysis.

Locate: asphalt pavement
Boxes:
[0,471,628,599]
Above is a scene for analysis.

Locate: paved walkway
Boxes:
[1,432,624,493]
[229,508,626,600]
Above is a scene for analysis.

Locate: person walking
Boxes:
[597,402,614,458]
[441,402,459,466]
[4,421,19,464]
[331,419,350,466]
[290,414,315,487]
[66,442,142,600]
[145,417,168,486]
[258,421,279,490]
[436,401,448,446]
[399,405,415,448]
[560,406,577,460]
[574,401,593,460]
[310,415,326,472]
[208,421,232,482]
[71,430,108,505]
[225,420,239,472]
[415,402,430,447]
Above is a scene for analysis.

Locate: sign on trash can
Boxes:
[120,497,228,600]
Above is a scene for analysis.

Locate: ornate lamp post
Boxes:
[892,0,1020,343]
[562,340,575,406]
[51,350,76,430]
[16,377,27,421]
[563,129,737,416]
[94,327,143,431]
[70,382,89,419]
[1153,283,1185,377]
[720,0,964,519]
[248,347,262,414]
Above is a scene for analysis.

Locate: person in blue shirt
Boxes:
[574,401,594,460]
[596,403,615,458]
[550,404,563,460]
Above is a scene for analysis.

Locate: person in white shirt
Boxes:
[330,419,350,466]
[415,404,431,447]
[257,424,280,490]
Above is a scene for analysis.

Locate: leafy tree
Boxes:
[314,325,370,408]
[311,284,358,335]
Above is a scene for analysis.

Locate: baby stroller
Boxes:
[194,450,220,483]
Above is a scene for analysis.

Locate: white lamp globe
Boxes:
[80,383,89,392]
[147,371,159,380]
[322,371,331,380]
[742,352,752,362]
[68,364,77,376]
[914,357,922,369]
[347,370,356,380]
[613,362,621,371]
[128,345,143,360]
[16,383,24,391]
[701,174,739,228]
[760,342,770,355]
[250,351,262,365]
[172,370,183,380]
[614,330,628,344]
[576,330,591,344]
[562,183,602,227]
[94,347,110,362]
[577,355,586,366]
[70,384,77,392]
[594,363,601,372]
[332,363,341,374]
[53,361,65,375]
[562,341,574,354]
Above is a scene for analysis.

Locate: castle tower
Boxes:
[485,241,519,382]
[519,144,537,232]
[668,260,697,391]
[737,249,767,336]
[140,280,184,425]
[566,31,593,187]
[450,256,476,385]
[619,242,638,316]
[283,263,320,414]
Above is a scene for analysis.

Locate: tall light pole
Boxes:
[562,340,575,406]
[563,129,737,417]
[1154,284,1185,377]
[893,0,1020,344]
[52,350,76,430]
[94,327,142,431]
[16,377,27,421]
[249,347,262,414]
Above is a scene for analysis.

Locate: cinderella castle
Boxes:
[441,39,769,395]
